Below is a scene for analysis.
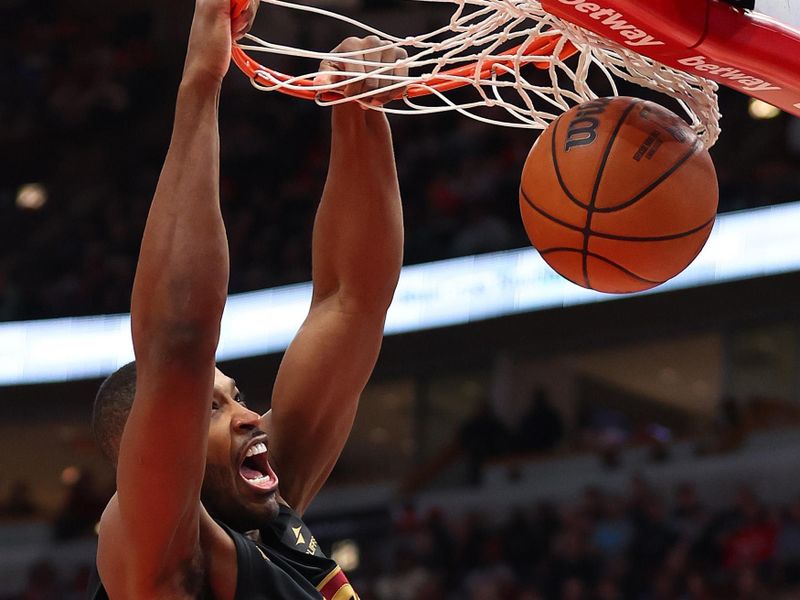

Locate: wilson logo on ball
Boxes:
[564,97,612,152]
[520,96,719,294]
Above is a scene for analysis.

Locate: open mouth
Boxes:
[238,441,279,493]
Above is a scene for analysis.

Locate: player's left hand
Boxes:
[313,36,409,106]
[184,0,260,89]
[231,0,259,41]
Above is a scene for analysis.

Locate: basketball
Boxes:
[519,97,718,294]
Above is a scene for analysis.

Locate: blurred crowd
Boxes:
[2,561,91,600]
[0,471,108,537]
[2,3,800,322]
[349,480,800,600]
[6,476,800,600]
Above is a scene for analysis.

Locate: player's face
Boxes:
[201,368,280,531]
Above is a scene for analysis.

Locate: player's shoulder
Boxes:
[95,495,124,584]
[95,497,229,599]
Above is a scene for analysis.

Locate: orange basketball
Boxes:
[519,96,718,294]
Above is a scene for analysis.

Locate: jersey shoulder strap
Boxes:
[219,519,323,599]
[258,504,360,600]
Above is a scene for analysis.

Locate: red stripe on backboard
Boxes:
[541,0,800,117]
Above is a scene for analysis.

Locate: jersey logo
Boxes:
[289,522,320,555]
[292,526,306,546]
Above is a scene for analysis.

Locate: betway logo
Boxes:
[557,0,664,48]
[677,56,781,92]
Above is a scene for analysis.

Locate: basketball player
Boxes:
[88,0,407,597]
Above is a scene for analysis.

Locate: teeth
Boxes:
[245,442,267,457]
[245,473,271,483]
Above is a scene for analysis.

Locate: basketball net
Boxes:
[232,0,721,146]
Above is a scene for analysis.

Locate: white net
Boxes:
[236,0,721,146]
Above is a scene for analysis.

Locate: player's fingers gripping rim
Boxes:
[313,37,369,100]
[312,36,408,105]
[371,46,409,107]
[231,0,248,19]
[312,59,347,100]
[231,0,258,39]
[357,36,388,101]
[339,37,374,100]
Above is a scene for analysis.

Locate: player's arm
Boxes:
[98,0,256,590]
[266,38,407,515]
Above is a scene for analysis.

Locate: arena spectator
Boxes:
[51,470,106,541]
[1,480,37,519]
[514,389,565,453]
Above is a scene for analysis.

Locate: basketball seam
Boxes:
[538,247,664,285]
[529,255,587,288]
[550,116,591,211]
[681,221,714,270]
[520,188,715,241]
[582,100,641,288]
[592,139,704,213]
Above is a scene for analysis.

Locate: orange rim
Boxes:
[231,37,578,102]
[231,0,248,19]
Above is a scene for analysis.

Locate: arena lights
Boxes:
[1,201,800,386]
[16,183,48,210]
[330,540,360,571]
[748,98,782,119]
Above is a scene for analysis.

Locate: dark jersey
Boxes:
[86,504,358,599]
